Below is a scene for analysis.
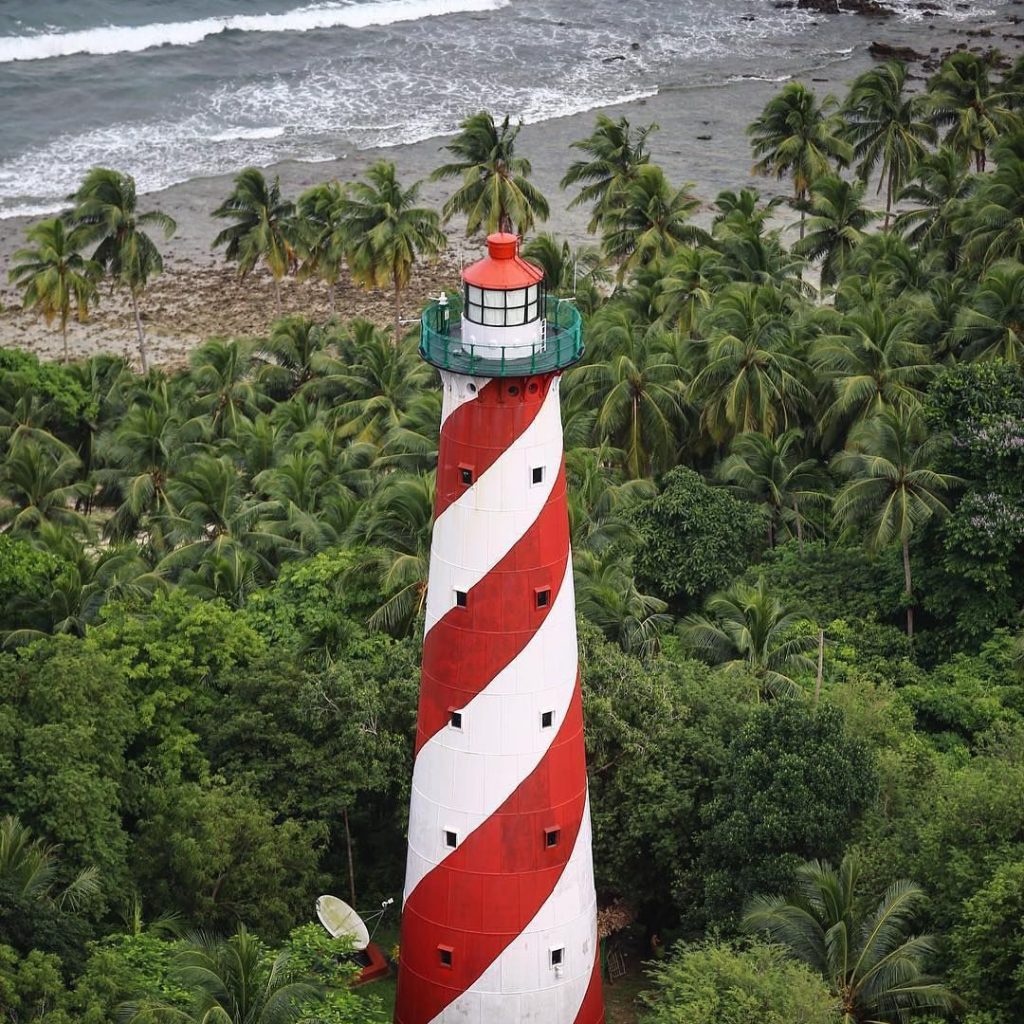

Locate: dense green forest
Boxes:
[3,49,1024,1023]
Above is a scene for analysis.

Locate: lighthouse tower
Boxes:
[394,234,604,1024]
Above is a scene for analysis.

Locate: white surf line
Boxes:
[404,558,578,900]
[0,0,512,63]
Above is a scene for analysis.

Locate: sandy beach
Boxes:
[1,5,1020,369]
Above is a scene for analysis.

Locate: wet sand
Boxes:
[0,7,1019,369]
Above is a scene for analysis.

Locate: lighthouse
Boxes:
[394,233,605,1024]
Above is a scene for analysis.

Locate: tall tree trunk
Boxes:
[329,280,336,315]
[884,166,894,232]
[394,281,402,344]
[902,536,914,638]
[273,277,282,318]
[794,497,804,553]
[60,315,69,364]
[814,629,824,705]
[343,806,357,907]
[129,289,148,373]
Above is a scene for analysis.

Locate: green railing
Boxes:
[419,295,583,378]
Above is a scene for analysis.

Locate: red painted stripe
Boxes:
[573,948,606,1024]
[415,460,569,756]
[434,375,555,520]
[395,678,588,1024]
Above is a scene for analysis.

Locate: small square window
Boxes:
[459,466,473,485]
[450,710,463,730]
[444,830,458,849]
[455,590,467,608]
[531,466,544,485]
[545,827,561,848]
[541,710,554,729]
[535,588,551,609]
[550,947,564,968]
[438,945,453,968]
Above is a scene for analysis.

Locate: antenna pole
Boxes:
[343,806,356,906]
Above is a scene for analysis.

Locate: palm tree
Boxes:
[841,62,936,228]
[951,260,1024,363]
[212,168,298,316]
[336,160,446,341]
[743,852,957,1024]
[68,167,177,372]
[255,315,332,396]
[0,815,100,912]
[681,576,817,700]
[793,175,876,288]
[574,548,670,660]
[0,433,90,534]
[711,189,805,292]
[432,111,549,236]
[747,82,851,238]
[718,429,830,549]
[959,131,1024,268]
[600,165,708,280]
[811,300,936,443]
[654,247,724,335]
[97,388,183,544]
[568,308,689,478]
[295,180,349,312]
[520,233,609,314]
[560,114,659,232]
[565,445,655,554]
[308,318,435,444]
[833,407,959,637]
[187,339,264,439]
[689,283,812,445]
[894,147,972,269]
[122,925,322,1024]
[347,471,435,635]
[926,51,1018,172]
[8,218,101,363]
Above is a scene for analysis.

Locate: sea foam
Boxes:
[0,0,510,63]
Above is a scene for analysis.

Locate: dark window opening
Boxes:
[545,827,561,848]
[551,948,564,967]
[450,710,463,729]
[444,830,458,848]
[455,590,467,608]
[459,466,473,485]
[541,711,554,729]
[536,588,551,609]
[532,466,544,485]
[438,946,453,967]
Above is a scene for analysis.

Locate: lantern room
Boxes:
[419,232,583,378]
[461,233,544,354]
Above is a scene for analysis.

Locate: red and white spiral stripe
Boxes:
[395,370,604,1024]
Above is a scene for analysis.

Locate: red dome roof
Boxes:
[462,233,544,289]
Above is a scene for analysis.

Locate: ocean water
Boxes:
[0,0,998,219]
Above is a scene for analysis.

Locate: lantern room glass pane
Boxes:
[483,308,504,326]
[506,307,525,325]
[467,303,483,322]
[526,302,538,321]
[527,285,539,303]
[467,285,482,304]
[483,289,504,308]
[506,288,526,305]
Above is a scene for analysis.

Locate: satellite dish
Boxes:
[316,894,370,950]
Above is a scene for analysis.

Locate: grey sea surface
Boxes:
[0,0,1006,222]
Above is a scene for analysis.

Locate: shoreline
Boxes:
[1,5,1020,368]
